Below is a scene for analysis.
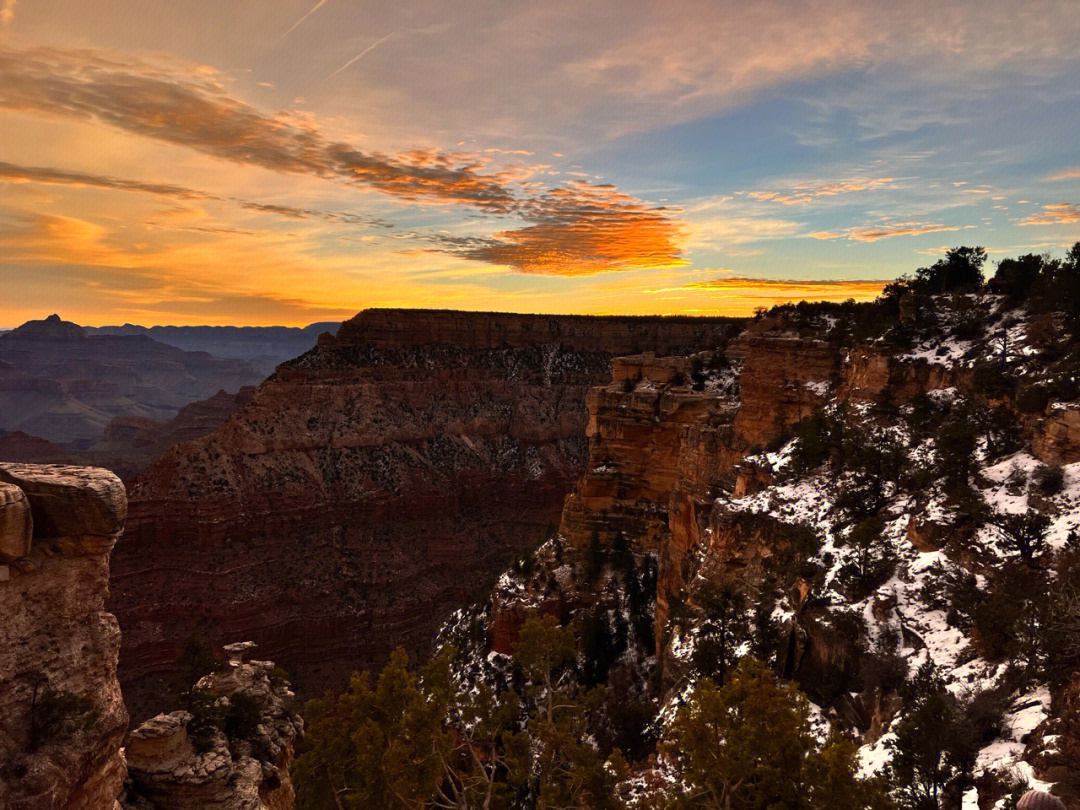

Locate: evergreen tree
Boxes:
[657,659,892,810]
[993,510,1051,566]
[586,530,605,582]
[690,581,751,686]
[505,615,620,810]
[888,661,978,810]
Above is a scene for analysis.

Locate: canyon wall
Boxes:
[112,309,739,719]
[0,463,128,810]
[0,315,262,447]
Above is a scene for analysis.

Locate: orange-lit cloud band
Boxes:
[0,42,683,276]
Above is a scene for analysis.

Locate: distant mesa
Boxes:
[10,313,87,340]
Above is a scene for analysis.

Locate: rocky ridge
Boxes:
[458,290,1080,807]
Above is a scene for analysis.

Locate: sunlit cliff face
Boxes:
[0,0,1077,325]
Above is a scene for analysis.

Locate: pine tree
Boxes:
[505,615,620,810]
[690,581,750,685]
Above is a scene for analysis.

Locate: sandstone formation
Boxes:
[0,463,128,810]
[0,315,263,446]
[112,309,739,719]
[123,643,302,810]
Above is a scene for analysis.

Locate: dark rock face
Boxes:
[110,309,740,720]
[0,316,263,446]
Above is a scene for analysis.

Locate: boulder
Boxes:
[0,463,126,538]
[0,480,32,560]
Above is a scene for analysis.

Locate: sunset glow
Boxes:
[1,1,1078,325]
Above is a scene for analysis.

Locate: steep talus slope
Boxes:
[111,309,739,719]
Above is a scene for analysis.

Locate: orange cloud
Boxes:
[1018,204,1080,226]
[424,182,686,275]
[1044,168,1080,182]
[0,42,683,276]
[683,276,886,301]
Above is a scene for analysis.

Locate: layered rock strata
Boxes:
[0,463,128,810]
[112,309,739,718]
[0,315,261,446]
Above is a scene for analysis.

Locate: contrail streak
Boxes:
[328,33,393,78]
[280,0,329,39]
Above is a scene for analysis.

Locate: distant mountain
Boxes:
[0,315,264,446]
[87,322,339,377]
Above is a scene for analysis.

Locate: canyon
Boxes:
[5,296,1080,808]
[111,309,740,718]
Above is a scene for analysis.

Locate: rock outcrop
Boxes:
[728,329,836,449]
[559,353,740,552]
[112,309,739,719]
[123,643,302,810]
[0,463,128,810]
[554,320,973,661]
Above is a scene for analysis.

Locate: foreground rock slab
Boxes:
[0,463,128,810]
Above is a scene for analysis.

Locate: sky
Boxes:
[0,0,1078,326]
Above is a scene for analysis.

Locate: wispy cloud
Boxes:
[0,0,14,27]
[811,221,972,242]
[0,42,683,275]
[744,177,894,205]
[1044,168,1080,182]
[0,161,392,229]
[1018,204,1080,226]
